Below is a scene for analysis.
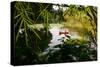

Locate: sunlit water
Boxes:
[48,25,81,47]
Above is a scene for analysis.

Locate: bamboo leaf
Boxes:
[14,17,21,28]
[46,11,49,35]
[24,20,28,47]
[34,5,50,23]
[31,28,41,40]
[27,11,34,16]
[27,24,41,40]
[25,19,38,29]
[14,12,22,19]
[25,11,33,22]
[16,19,24,42]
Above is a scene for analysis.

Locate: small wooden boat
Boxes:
[59,31,69,35]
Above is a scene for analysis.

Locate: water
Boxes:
[49,26,68,46]
[49,24,81,47]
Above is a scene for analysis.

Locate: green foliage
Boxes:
[64,39,89,45]
[14,2,41,45]
[14,2,53,47]
[14,2,54,65]
[47,38,97,63]
[15,28,52,65]
[63,5,97,46]
[13,2,97,65]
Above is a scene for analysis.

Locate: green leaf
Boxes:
[14,12,22,19]
[16,19,24,42]
[27,24,41,40]
[24,20,28,47]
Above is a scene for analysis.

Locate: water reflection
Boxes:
[49,24,82,47]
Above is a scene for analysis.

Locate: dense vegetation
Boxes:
[12,1,97,65]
